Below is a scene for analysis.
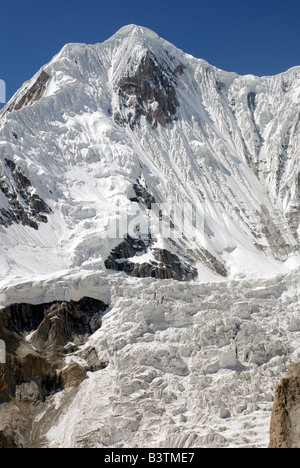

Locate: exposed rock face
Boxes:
[151,248,197,280]
[105,236,197,281]
[0,297,108,448]
[3,71,49,115]
[130,180,157,209]
[114,52,183,128]
[0,401,32,448]
[187,246,228,278]
[29,297,107,360]
[0,158,51,230]
[58,361,87,389]
[105,236,152,269]
[256,205,297,260]
[269,362,300,448]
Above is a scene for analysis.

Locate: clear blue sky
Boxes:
[1,0,300,104]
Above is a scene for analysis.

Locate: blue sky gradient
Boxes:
[1,0,300,103]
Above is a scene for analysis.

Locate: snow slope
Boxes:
[1,25,300,284]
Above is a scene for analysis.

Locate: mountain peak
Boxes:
[106,24,160,42]
[104,24,180,71]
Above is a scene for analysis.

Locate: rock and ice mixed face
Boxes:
[0,25,300,282]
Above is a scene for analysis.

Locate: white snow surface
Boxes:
[1,25,300,447]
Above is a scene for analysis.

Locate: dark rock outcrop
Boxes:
[130,181,157,209]
[105,236,197,281]
[257,205,297,260]
[29,297,107,361]
[0,401,32,448]
[0,297,108,448]
[151,248,197,281]
[269,362,300,448]
[105,236,151,270]
[3,71,49,115]
[187,246,228,278]
[114,52,183,128]
[58,361,87,389]
[0,159,51,230]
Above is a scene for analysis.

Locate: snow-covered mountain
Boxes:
[1,25,300,448]
[1,24,300,286]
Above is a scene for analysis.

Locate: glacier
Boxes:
[0,24,300,447]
